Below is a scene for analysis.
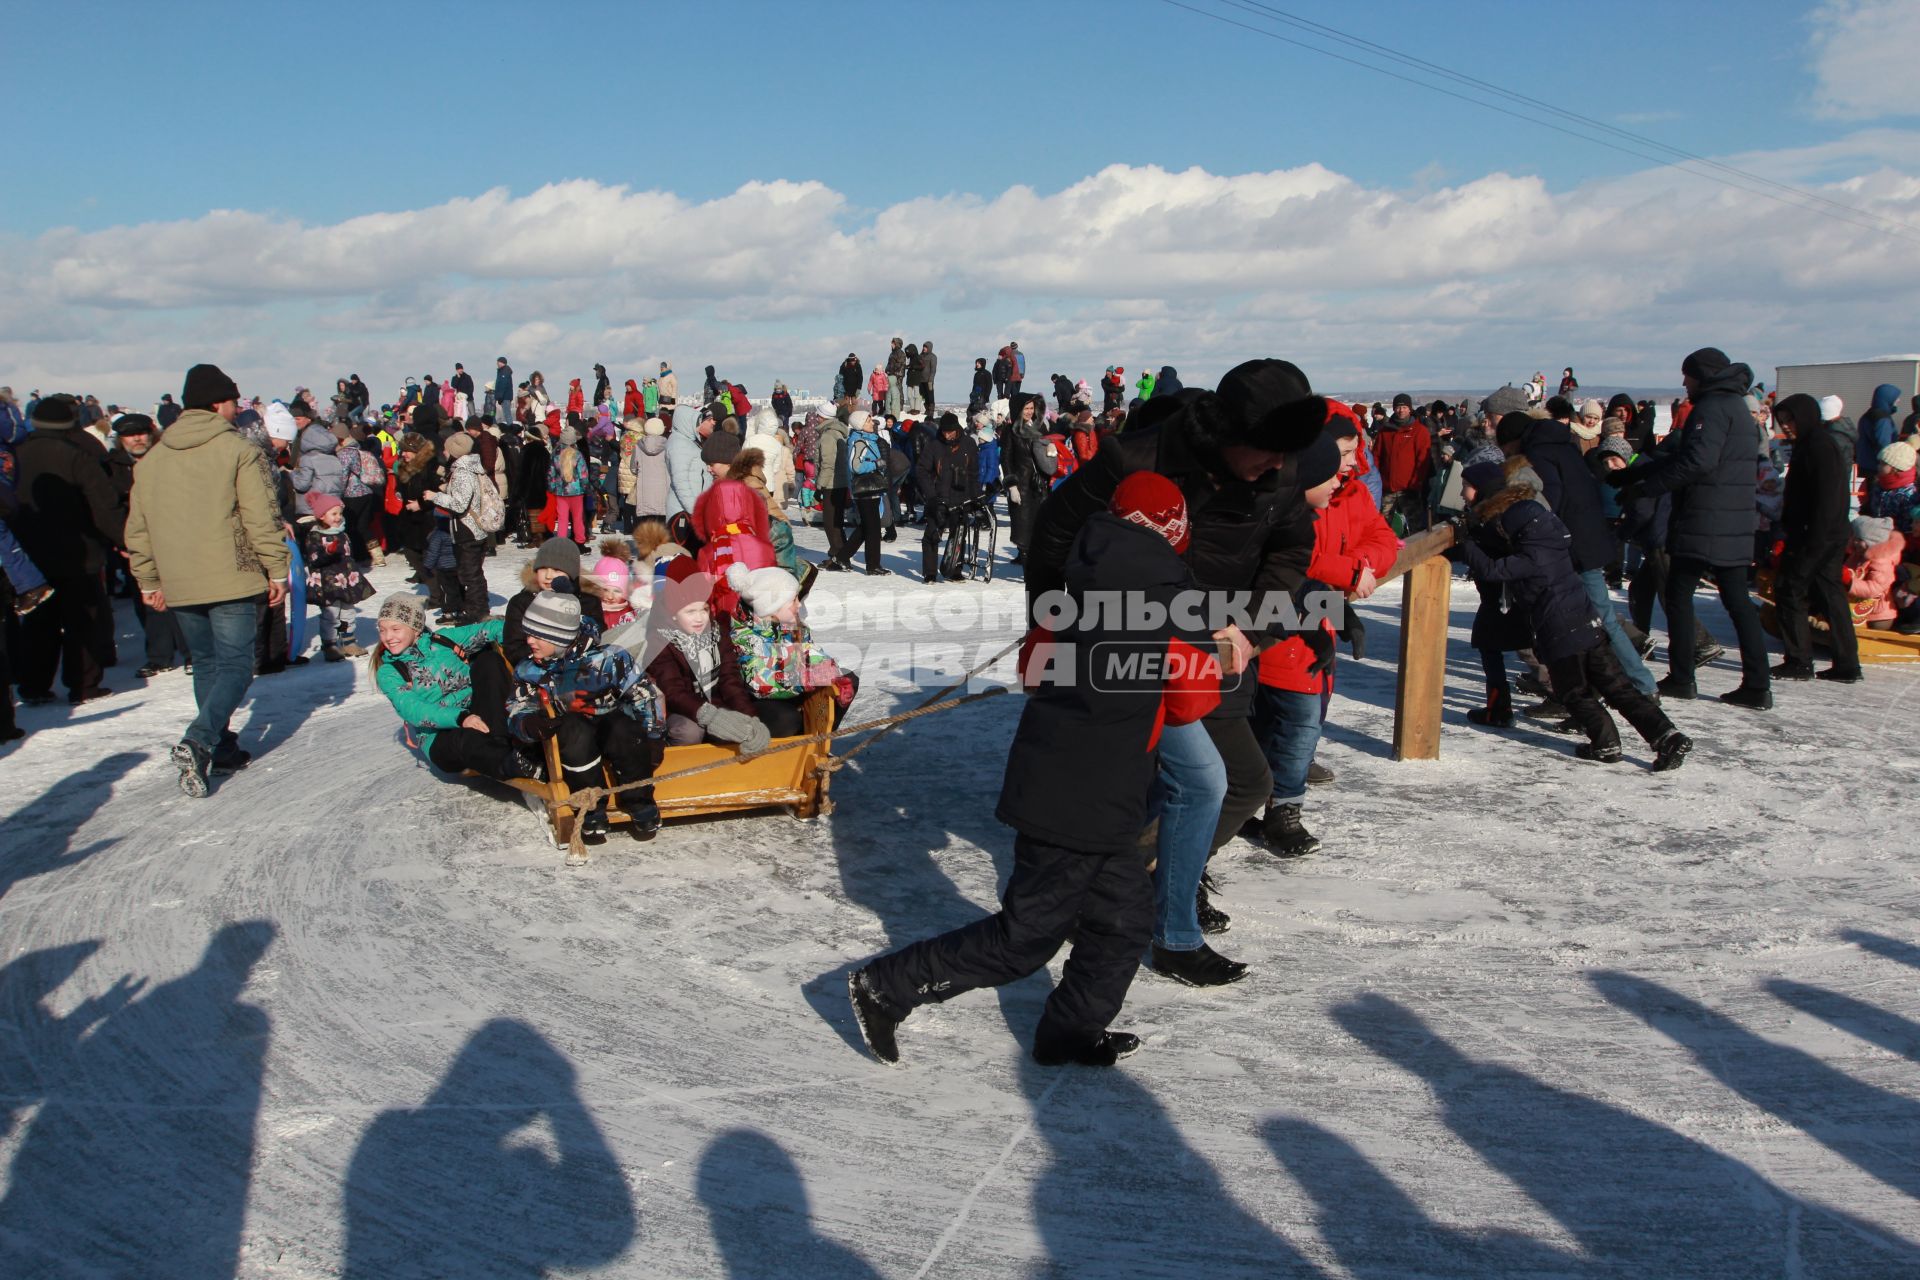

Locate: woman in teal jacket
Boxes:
[370,593,532,780]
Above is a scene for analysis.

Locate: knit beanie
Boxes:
[1852,515,1894,547]
[522,590,583,645]
[1217,358,1322,453]
[592,555,631,596]
[726,562,800,618]
[1597,436,1634,462]
[1878,441,1917,472]
[377,592,427,634]
[1462,461,1508,499]
[1294,429,1343,491]
[1818,395,1844,422]
[1495,411,1535,447]
[182,363,241,410]
[701,431,742,466]
[1480,386,1530,420]
[306,491,344,519]
[1391,393,1414,410]
[442,431,473,459]
[533,537,582,579]
[1108,472,1191,553]
[29,394,80,428]
[559,425,578,447]
[643,416,666,437]
[264,402,299,443]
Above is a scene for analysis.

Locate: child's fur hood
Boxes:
[1469,455,1550,525]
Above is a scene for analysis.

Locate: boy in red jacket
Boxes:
[849,473,1219,1068]
[1248,413,1392,857]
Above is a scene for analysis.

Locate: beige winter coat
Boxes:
[125,409,291,606]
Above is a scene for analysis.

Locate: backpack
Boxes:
[470,471,506,534]
[847,429,887,495]
[355,445,386,489]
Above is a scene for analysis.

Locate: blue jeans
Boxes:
[1150,720,1228,952]
[1252,686,1324,808]
[172,597,262,754]
[1582,569,1655,695]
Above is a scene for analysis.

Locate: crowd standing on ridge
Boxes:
[3,343,1916,1068]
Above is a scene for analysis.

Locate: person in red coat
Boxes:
[622,379,644,420]
[1372,393,1433,533]
[691,478,775,616]
[1250,407,1397,857]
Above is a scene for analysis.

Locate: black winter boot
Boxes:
[848,969,902,1065]
[1719,684,1773,710]
[1467,685,1514,727]
[1196,873,1231,935]
[1032,1028,1141,1067]
[1652,730,1693,772]
[1261,804,1320,858]
[1150,943,1249,987]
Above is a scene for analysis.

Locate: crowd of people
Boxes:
[3,344,1916,1068]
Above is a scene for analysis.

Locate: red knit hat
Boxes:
[1109,472,1190,553]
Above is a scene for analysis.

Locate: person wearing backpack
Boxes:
[547,426,588,545]
[844,409,892,575]
[334,424,386,567]
[424,432,503,623]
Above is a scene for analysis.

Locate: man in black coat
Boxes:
[451,363,476,406]
[1505,409,1656,695]
[14,394,128,703]
[1025,359,1327,871]
[849,494,1217,1068]
[1617,347,1771,707]
[918,340,937,410]
[1769,393,1860,681]
[914,413,978,582]
[1052,373,1075,414]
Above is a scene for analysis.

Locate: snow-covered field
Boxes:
[3,511,1918,1279]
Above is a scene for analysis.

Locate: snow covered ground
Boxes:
[3,509,1919,1278]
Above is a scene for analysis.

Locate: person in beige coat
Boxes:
[125,363,291,797]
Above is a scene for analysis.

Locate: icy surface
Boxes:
[3,513,1918,1279]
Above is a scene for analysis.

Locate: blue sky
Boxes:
[5,0,1917,403]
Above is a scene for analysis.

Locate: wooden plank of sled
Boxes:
[1857,626,1920,663]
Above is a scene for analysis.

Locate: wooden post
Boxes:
[1391,542,1453,761]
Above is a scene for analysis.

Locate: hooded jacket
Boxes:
[915,430,979,509]
[1622,361,1757,567]
[664,404,710,517]
[124,409,289,606]
[814,414,850,492]
[996,513,1219,854]
[1372,415,1433,495]
[1845,531,1903,623]
[13,414,126,580]
[375,618,504,756]
[1517,417,1617,572]
[1857,384,1903,476]
[623,380,644,420]
[631,431,672,516]
[291,422,346,497]
[1462,463,1601,664]
[1777,393,1854,557]
[1257,471,1399,695]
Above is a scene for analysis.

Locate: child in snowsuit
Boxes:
[303,493,374,661]
[644,558,772,750]
[1458,460,1692,771]
[726,562,856,737]
[848,473,1221,1068]
[501,537,606,667]
[507,590,664,840]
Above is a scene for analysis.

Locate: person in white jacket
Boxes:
[664,403,712,518]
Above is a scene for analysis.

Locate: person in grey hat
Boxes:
[506,590,663,841]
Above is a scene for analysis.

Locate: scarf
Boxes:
[1878,466,1916,490]
[669,625,722,697]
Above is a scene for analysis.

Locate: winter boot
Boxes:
[1816,666,1863,684]
[1651,730,1693,772]
[1196,873,1231,935]
[1306,760,1336,786]
[13,584,54,618]
[1032,1028,1141,1068]
[322,648,345,663]
[627,796,662,839]
[1771,659,1815,681]
[1656,673,1697,700]
[577,808,610,841]
[1261,804,1321,859]
[340,641,367,657]
[1719,684,1773,710]
[1693,642,1726,668]
[211,734,252,775]
[1467,685,1514,727]
[172,740,211,798]
[1150,942,1249,987]
[848,969,902,1065]
[1574,741,1624,763]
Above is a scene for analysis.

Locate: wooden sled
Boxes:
[489,688,837,849]
[1757,588,1920,665]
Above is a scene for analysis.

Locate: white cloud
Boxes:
[1810,1,1920,119]
[3,138,1919,406]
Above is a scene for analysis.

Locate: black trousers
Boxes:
[18,573,114,698]
[1547,645,1675,751]
[922,503,955,579]
[134,596,189,668]
[1775,545,1860,671]
[1204,713,1272,854]
[465,646,514,737]
[864,834,1155,1045]
[852,494,883,570]
[343,494,379,562]
[442,532,488,617]
[1664,557,1771,688]
[1627,546,1714,653]
[553,713,657,795]
[255,597,289,668]
[822,489,853,563]
[427,725,513,778]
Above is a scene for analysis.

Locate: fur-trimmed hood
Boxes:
[1467,455,1550,525]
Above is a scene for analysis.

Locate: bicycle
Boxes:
[940,490,999,583]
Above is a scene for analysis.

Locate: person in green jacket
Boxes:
[371,593,532,780]
[1135,369,1157,402]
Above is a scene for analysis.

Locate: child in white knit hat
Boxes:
[725,563,857,737]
